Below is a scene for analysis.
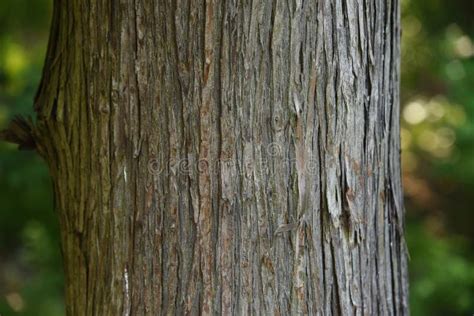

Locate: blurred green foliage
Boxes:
[401,0,474,314]
[0,0,473,315]
[408,221,474,315]
[0,1,63,315]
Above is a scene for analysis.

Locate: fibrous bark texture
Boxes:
[3,0,408,314]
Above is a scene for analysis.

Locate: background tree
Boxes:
[3,0,409,314]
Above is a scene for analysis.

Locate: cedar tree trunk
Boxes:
[1,0,409,314]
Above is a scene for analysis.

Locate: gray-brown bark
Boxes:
[2,0,408,314]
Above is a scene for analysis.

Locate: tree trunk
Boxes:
[2,0,408,314]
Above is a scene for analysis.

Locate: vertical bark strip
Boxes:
[4,0,408,314]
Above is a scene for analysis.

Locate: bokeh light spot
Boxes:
[403,100,428,125]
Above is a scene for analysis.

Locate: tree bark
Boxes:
[2,0,408,314]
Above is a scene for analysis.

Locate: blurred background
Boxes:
[0,0,473,315]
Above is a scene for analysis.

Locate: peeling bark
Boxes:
[2,0,408,314]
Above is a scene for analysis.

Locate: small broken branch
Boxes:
[0,116,36,150]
